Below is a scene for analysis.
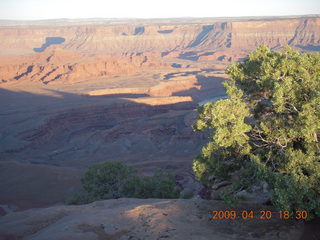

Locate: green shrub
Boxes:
[193,46,320,219]
[69,162,180,205]
[81,161,139,200]
[146,169,181,198]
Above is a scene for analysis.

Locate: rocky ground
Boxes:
[1,197,315,240]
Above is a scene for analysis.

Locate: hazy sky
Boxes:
[0,0,319,20]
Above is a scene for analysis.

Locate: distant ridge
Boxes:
[0,14,320,26]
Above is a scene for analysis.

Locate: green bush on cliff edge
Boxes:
[193,46,320,218]
[68,161,180,205]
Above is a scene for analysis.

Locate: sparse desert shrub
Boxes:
[81,161,139,200]
[146,169,181,198]
[68,162,180,205]
[193,46,320,219]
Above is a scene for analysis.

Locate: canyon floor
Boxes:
[0,59,227,210]
[0,16,319,239]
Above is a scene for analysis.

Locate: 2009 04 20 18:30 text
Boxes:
[210,210,308,220]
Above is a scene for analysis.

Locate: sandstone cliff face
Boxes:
[0,17,319,85]
[0,48,168,84]
[230,18,320,49]
[0,18,319,57]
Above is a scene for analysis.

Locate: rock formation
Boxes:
[0,198,308,240]
[0,17,319,84]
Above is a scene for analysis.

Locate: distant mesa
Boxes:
[33,37,65,53]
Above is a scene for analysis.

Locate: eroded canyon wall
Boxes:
[0,17,319,84]
[0,18,320,84]
[0,18,319,56]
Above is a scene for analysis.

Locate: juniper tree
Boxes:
[193,46,320,218]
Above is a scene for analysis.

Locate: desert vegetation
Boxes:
[193,46,320,218]
[68,162,180,204]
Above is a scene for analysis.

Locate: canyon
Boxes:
[0,16,319,239]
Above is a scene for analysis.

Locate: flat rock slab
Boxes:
[0,198,307,240]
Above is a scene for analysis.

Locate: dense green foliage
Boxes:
[68,162,180,204]
[193,46,320,218]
